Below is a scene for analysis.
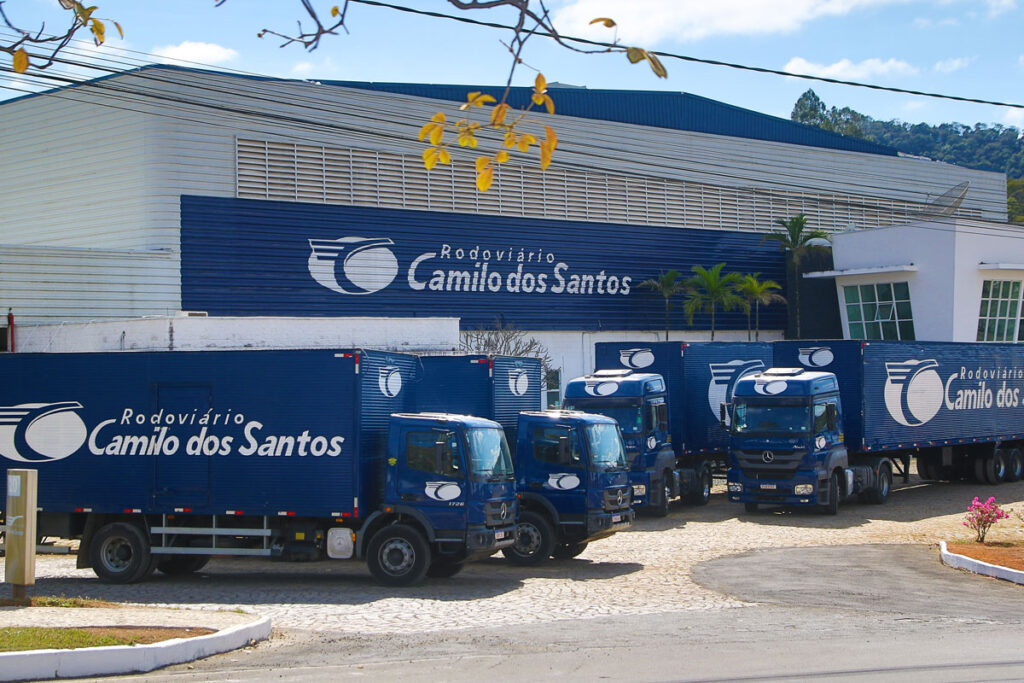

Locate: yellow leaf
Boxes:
[429,125,444,146]
[475,156,491,173]
[331,5,340,17]
[430,112,447,123]
[418,122,436,142]
[496,150,510,163]
[491,103,510,126]
[544,125,558,150]
[91,18,106,44]
[112,21,124,39]
[12,48,28,74]
[458,129,478,148]
[534,73,547,94]
[647,52,668,78]
[626,47,645,64]
[590,17,616,28]
[542,94,555,116]
[476,166,494,192]
[422,147,440,170]
[439,149,451,165]
[516,133,537,153]
[540,145,553,170]
[531,93,545,107]
[504,131,517,149]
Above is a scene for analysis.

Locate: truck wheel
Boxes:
[90,522,153,584]
[916,457,934,482]
[1006,448,1024,482]
[426,560,464,578]
[866,463,892,504]
[991,450,1009,484]
[651,475,672,517]
[822,473,839,516]
[156,555,210,576]
[367,524,431,586]
[552,542,588,560]
[502,511,555,566]
[743,502,759,514]
[689,465,713,506]
[975,453,1003,485]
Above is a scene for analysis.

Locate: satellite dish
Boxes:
[920,181,969,217]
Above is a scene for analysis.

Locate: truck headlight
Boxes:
[727,482,743,493]
[632,484,647,497]
[794,484,814,495]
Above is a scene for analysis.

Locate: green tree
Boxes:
[681,263,744,341]
[762,214,831,339]
[639,269,687,340]
[1009,178,1024,224]
[736,274,786,341]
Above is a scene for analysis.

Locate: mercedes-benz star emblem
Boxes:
[500,502,508,520]
[616,490,624,507]
[761,450,775,464]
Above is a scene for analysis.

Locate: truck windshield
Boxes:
[466,428,514,480]
[732,403,811,436]
[584,423,627,470]
[563,400,643,434]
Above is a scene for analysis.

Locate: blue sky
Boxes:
[6,0,1023,128]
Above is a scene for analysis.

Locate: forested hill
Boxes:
[790,89,1024,222]
[791,89,1024,177]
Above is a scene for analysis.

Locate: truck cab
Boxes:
[378,413,518,579]
[725,368,855,514]
[562,370,675,514]
[503,410,634,565]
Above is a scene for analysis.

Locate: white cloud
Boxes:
[986,0,1016,16]
[1019,55,1024,68]
[1004,109,1024,128]
[933,56,975,73]
[783,56,919,81]
[292,62,315,76]
[552,0,910,44]
[912,16,959,28]
[153,41,238,67]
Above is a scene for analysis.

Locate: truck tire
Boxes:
[502,510,555,566]
[743,502,759,514]
[822,473,839,516]
[366,524,431,586]
[991,450,1009,484]
[426,560,464,578]
[975,453,1003,485]
[90,522,154,584]
[865,462,892,505]
[1006,448,1024,482]
[688,465,713,506]
[552,542,588,560]
[916,457,935,482]
[651,474,673,517]
[156,555,210,576]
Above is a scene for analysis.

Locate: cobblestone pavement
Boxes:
[6,477,1023,635]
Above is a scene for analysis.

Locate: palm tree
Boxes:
[639,269,686,340]
[737,273,786,341]
[762,214,831,338]
[682,263,744,341]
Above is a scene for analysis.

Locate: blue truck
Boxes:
[726,341,1024,513]
[417,355,634,564]
[0,349,517,585]
[563,342,773,515]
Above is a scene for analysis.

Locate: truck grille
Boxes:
[734,448,805,478]
[485,500,517,527]
[603,487,632,512]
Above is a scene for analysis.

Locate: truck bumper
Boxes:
[463,523,516,560]
[584,508,635,541]
[726,467,823,507]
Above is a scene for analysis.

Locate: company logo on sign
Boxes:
[546,473,581,490]
[753,379,788,395]
[883,359,943,426]
[798,347,835,368]
[618,348,655,369]
[0,402,87,462]
[308,237,399,295]
[425,481,462,501]
[584,379,620,396]
[508,368,530,397]
[708,360,766,423]
[378,366,403,398]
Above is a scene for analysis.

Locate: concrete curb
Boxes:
[939,541,1024,586]
[0,615,271,682]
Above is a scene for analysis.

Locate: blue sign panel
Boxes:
[180,195,786,331]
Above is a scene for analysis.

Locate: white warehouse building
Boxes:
[0,65,1015,394]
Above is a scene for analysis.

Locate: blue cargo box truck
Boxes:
[0,349,517,585]
[563,341,772,515]
[417,355,634,564]
[726,341,1024,513]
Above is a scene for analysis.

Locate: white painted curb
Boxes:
[0,615,271,681]
[939,541,1024,586]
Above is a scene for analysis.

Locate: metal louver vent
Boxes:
[235,138,979,233]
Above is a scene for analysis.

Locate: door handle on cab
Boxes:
[528,482,543,490]
[400,493,420,502]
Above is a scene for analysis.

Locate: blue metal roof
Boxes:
[325,81,898,157]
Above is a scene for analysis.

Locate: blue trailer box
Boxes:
[0,349,517,585]
[594,341,773,456]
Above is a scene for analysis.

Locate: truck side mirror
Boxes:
[719,402,730,429]
[826,404,837,431]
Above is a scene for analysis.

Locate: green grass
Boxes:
[0,627,141,652]
[0,595,118,608]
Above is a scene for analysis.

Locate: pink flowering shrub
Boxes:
[962,496,1010,542]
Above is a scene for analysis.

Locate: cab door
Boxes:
[524,424,587,523]
[396,427,468,534]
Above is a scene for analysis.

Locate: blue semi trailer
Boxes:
[726,341,1024,513]
[563,342,773,515]
[0,349,517,585]
[417,355,634,564]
